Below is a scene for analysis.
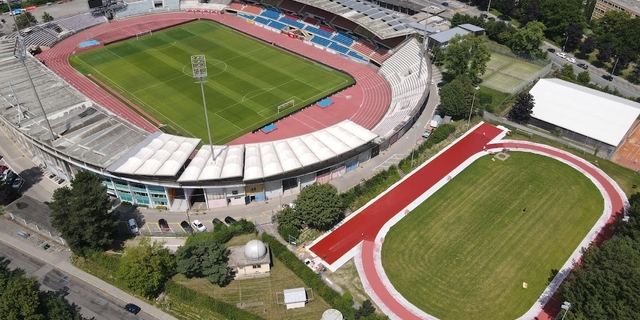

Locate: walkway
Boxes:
[309,123,627,320]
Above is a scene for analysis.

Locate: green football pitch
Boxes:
[70,20,354,143]
[381,152,603,319]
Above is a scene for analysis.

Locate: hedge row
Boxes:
[261,233,355,319]
[165,280,264,320]
[340,165,400,211]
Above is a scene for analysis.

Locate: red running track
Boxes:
[37,12,391,142]
[327,131,627,320]
[308,123,505,265]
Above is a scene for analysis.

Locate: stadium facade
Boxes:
[0,0,432,212]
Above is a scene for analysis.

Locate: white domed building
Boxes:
[228,239,271,279]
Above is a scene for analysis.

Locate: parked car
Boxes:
[602,74,614,81]
[481,13,488,18]
[124,303,141,314]
[577,63,588,70]
[0,165,8,175]
[212,218,223,225]
[441,2,448,6]
[180,220,193,233]
[191,219,206,232]
[224,216,237,225]
[158,219,170,232]
[566,57,576,64]
[128,218,138,234]
[556,52,567,58]
[11,177,23,190]
[422,130,432,139]
[547,48,556,53]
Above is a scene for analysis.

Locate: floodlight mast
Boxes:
[191,55,215,163]
[8,2,56,142]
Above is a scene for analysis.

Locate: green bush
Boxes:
[277,224,300,242]
[261,234,355,319]
[399,124,456,172]
[165,280,264,320]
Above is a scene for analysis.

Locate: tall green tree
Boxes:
[41,12,54,23]
[564,23,584,52]
[175,236,231,286]
[439,75,475,119]
[116,237,176,298]
[0,276,43,320]
[50,171,116,256]
[296,183,343,231]
[443,34,491,82]
[518,0,540,25]
[577,71,590,85]
[508,21,546,56]
[14,12,37,30]
[508,92,535,123]
[539,0,586,40]
[579,37,596,55]
[557,63,577,81]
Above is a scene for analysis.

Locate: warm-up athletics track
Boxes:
[308,122,628,320]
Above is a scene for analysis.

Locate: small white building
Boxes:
[283,287,307,309]
[227,240,271,279]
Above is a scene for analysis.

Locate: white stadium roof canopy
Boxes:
[108,133,200,176]
[529,79,640,147]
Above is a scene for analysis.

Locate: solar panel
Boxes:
[387,20,400,26]
[363,8,379,16]
[381,15,395,21]
[393,25,407,31]
[370,11,386,19]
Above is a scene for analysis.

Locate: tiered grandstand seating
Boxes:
[254,16,271,25]
[372,39,428,139]
[7,26,61,48]
[300,5,334,21]
[267,20,287,30]
[310,35,331,47]
[228,2,244,10]
[331,32,354,47]
[116,0,152,18]
[303,16,318,25]
[278,0,305,13]
[55,13,107,33]
[238,12,256,19]
[261,8,281,19]
[163,0,180,10]
[243,4,263,14]
[279,16,305,29]
[261,0,282,7]
[328,41,348,54]
[304,25,333,38]
[330,16,358,32]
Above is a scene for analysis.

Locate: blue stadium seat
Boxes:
[332,32,354,47]
[261,9,281,20]
[268,20,287,30]
[310,36,331,47]
[279,17,305,29]
[254,16,270,25]
[304,25,333,38]
[328,42,349,54]
[348,50,368,61]
[238,13,256,20]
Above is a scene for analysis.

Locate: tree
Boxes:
[439,75,475,119]
[518,0,540,25]
[539,0,586,40]
[430,45,445,66]
[508,21,546,57]
[508,92,535,123]
[295,183,343,231]
[628,64,640,85]
[176,236,231,286]
[38,291,84,320]
[41,12,54,23]
[596,42,614,64]
[498,0,517,17]
[443,34,491,82]
[50,171,117,256]
[355,300,376,319]
[450,13,484,28]
[14,12,37,30]
[116,238,176,298]
[613,47,632,75]
[577,71,590,85]
[579,37,596,55]
[564,23,584,52]
[484,20,515,44]
[277,206,302,241]
[0,276,43,320]
[557,63,576,81]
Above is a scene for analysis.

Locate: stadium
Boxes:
[0,0,432,211]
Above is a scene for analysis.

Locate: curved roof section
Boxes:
[108,133,200,176]
[177,145,245,182]
[243,120,377,181]
[244,240,267,260]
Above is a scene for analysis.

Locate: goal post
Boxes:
[135,30,152,39]
[277,99,295,113]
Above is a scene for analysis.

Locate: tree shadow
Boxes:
[16,166,43,194]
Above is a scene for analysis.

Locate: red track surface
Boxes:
[310,124,627,320]
[37,13,391,143]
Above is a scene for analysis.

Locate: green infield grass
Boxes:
[381,152,603,319]
[70,20,354,143]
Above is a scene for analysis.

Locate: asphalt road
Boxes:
[0,242,153,320]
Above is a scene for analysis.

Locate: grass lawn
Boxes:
[70,20,354,143]
[173,253,331,320]
[481,53,543,94]
[381,152,603,319]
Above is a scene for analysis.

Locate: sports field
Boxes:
[70,20,354,143]
[481,53,545,94]
[381,152,603,319]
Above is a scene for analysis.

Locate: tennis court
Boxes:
[481,53,544,94]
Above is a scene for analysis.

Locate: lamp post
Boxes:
[466,86,480,129]
[411,122,420,168]
[611,55,620,76]
[486,0,492,14]
[562,33,569,53]
[560,301,571,320]
[191,55,215,164]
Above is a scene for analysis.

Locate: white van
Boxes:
[128,219,138,234]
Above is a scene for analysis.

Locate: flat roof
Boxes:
[283,287,306,304]
[428,27,469,43]
[529,79,640,147]
[458,23,484,32]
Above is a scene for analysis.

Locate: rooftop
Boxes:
[428,26,470,43]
